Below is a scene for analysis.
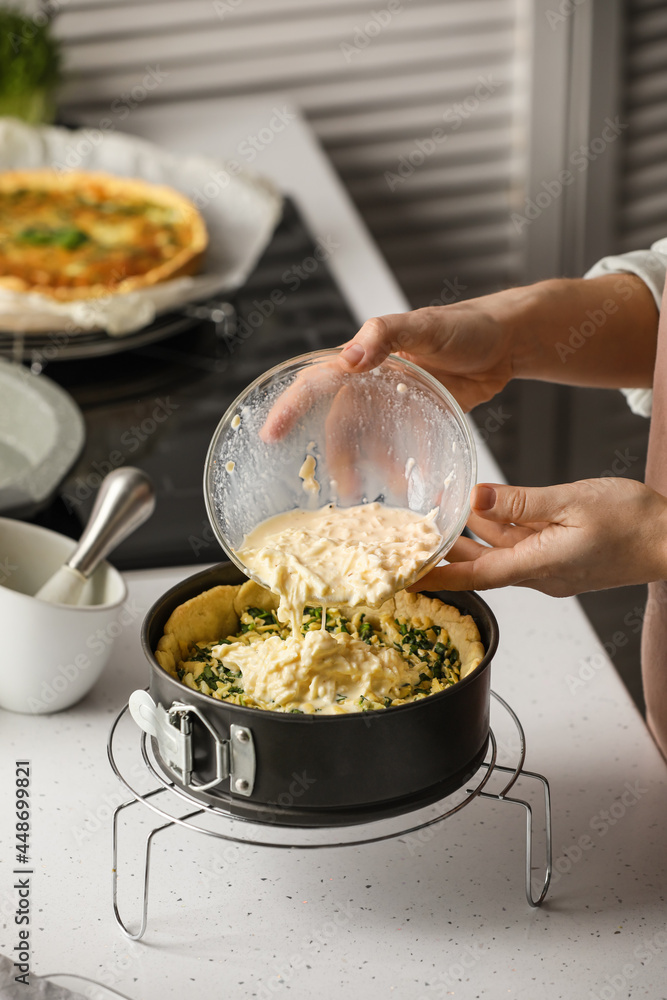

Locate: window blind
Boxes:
[53,0,528,307]
[618,0,667,252]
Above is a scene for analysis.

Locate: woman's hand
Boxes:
[339,298,516,412]
[338,274,658,409]
[262,275,658,440]
[412,477,667,597]
[261,293,518,443]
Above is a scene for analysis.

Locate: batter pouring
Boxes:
[157,505,482,715]
[236,501,442,630]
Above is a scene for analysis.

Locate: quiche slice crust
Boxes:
[0,169,207,301]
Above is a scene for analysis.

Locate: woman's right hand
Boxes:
[338,296,517,412]
[261,293,519,444]
[262,274,658,441]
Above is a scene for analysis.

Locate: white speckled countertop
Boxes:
[0,96,666,1000]
[1,562,666,1000]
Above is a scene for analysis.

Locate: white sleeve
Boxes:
[584,236,667,418]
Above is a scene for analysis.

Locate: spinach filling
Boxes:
[178,605,462,713]
[17,224,90,250]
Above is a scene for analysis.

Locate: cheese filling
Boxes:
[212,630,412,712]
[298,454,320,495]
[178,604,463,715]
[173,504,455,714]
[177,500,441,713]
[236,501,442,630]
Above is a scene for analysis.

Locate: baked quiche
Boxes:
[0,169,207,301]
[155,581,485,716]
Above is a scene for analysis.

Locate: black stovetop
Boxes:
[29,198,359,570]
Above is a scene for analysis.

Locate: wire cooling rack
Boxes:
[108,690,552,940]
[0,300,236,364]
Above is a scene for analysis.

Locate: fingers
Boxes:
[323,384,362,500]
[470,482,568,526]
[260,362,345,443]
[261,314,436,441]
[440,536,489,562]
[466,511,534,547]
[407,481,570,595]
[406,537,488,594]
[339,316,401,372]
[409,561,481,591]
[410,541,548,592]
[340,310,436,372]
[414,562,557,595]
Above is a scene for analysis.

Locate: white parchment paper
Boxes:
[0,118,283,336]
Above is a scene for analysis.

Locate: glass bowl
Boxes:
[203,349,477,591]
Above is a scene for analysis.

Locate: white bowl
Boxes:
[0,518,128,714]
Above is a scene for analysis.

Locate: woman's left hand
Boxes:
[412,477,667,597]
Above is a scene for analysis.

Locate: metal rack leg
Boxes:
[112,798,170,941]
[477,767,552,907]
[112,796,204,940]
